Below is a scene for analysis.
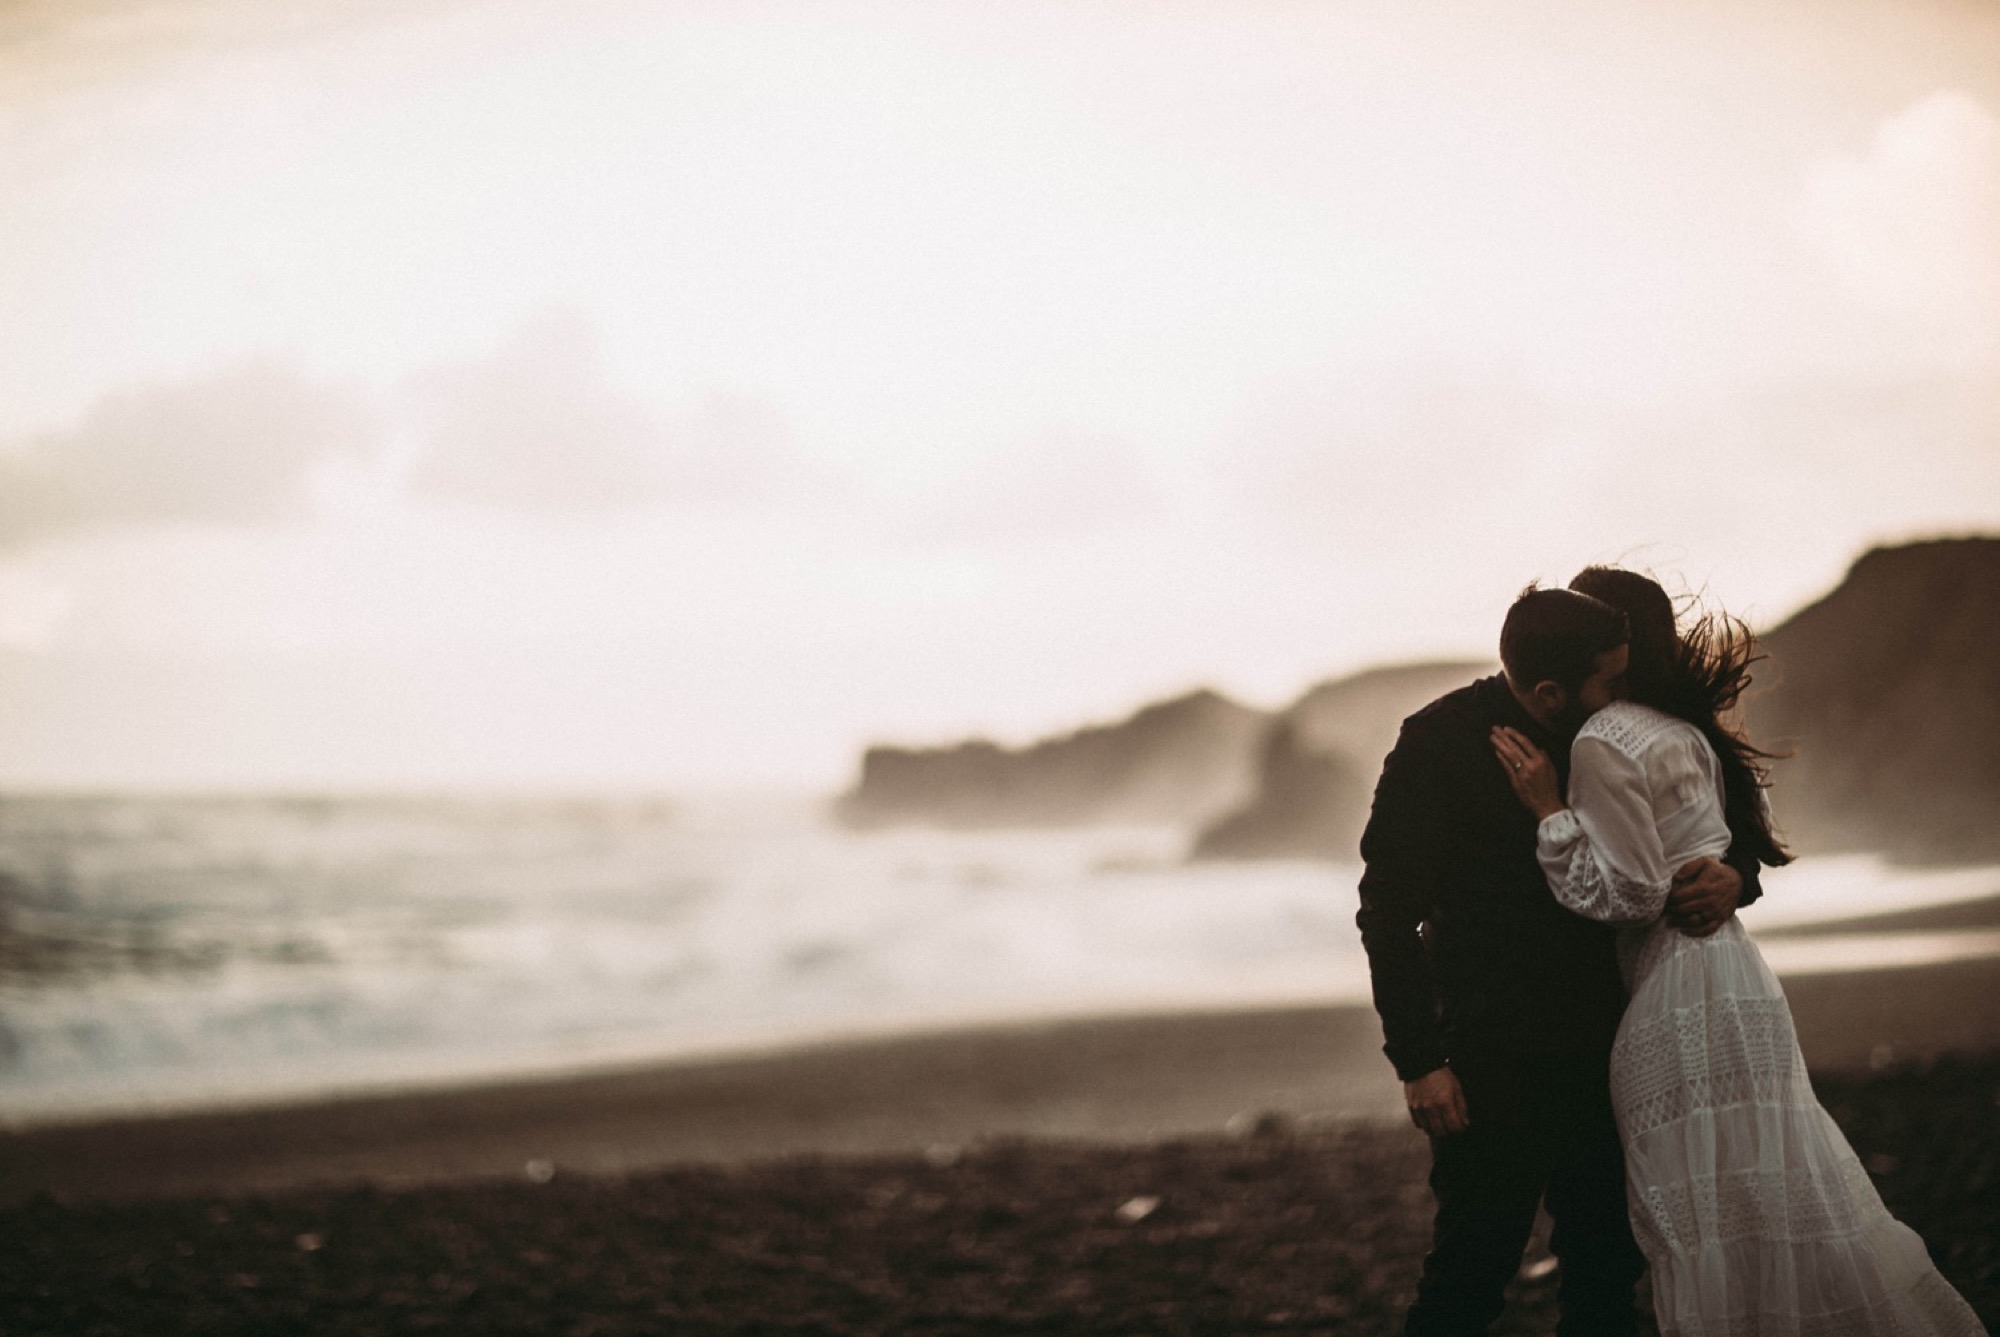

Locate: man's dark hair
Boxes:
[1499,586,1628,697]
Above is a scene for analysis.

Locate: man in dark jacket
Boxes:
[1357,586,1757,1336]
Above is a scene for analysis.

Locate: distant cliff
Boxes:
[836,538,2000,865]
[835,661,1488,847]
[1195,539,2000,864]
[1189,661,1491,860]
[1747,537,2000,864]
[835,689,1270,829]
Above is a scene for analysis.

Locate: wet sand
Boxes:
[0,1005,1405,1204]
[7,956,1997,1205]
[2,956,1996,1334]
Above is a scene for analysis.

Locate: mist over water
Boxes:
[1,792,1994,1125]
[0,793,1341,1122]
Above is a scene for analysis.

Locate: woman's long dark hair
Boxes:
[1568,566,1792,868]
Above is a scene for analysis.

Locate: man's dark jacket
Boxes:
[1355,675,1756,1082]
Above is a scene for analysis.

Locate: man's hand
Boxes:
[1666,857,1743,938]
[1404,1066,1470,1137]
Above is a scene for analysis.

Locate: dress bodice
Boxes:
[1534,701,1733,930]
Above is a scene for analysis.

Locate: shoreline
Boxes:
[0,1003,1402,1205]
[5,953,1999,1206]
[1755,888,2000,937]
[12,908,1997,1132]
[0,983,1382,1134]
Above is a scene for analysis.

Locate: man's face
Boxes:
[1535,642,1630,737]
[1573,643,1630,719]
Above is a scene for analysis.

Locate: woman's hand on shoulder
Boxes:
[1490,726,1565,821]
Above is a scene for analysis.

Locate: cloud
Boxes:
[1595,368,2000,531]
[1800,90,2000,351]
[1211,353,2000,642]
[1227,353,1998,548]
[0,360,377,551]
[0,567,70,651]
[405,309,796,515]
[879,432,1163,550]
[1222,364,1564,550]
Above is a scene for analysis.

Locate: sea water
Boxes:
[1,791,1994,1125]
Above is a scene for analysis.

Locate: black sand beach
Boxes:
[3,957,1997,1334]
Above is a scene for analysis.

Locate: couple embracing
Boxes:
[1356,568,1983,1336]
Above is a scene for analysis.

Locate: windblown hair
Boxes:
[1499,586,1629,699]
[1567,566,1791,868]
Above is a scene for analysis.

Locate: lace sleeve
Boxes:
[1536,734,1672,925]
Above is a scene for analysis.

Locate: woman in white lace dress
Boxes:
[1488,569,1983,1337]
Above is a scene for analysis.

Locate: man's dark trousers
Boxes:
[1403,1051,1646,1337]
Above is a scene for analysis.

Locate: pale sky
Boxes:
[1,0,1997,790]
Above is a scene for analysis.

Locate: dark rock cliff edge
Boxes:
[1746,537,2000,864]
[838,537,2000,864]
[835,689,1270,830]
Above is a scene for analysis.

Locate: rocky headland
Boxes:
[837,537,2000,864]
[1746,537,2000,864]
[1187,661,1490,861]
[835,688,1269,830]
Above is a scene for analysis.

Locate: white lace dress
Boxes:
[1535,701,1984,1337]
